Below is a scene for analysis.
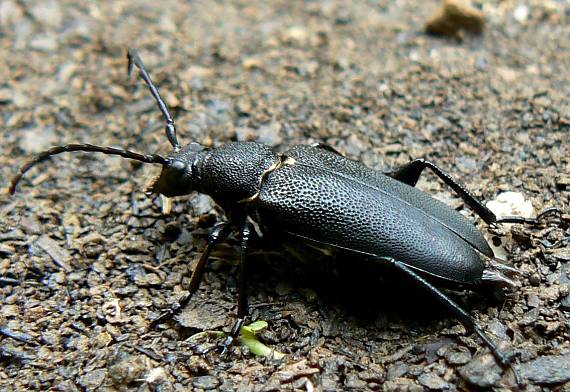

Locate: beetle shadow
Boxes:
[244,238,504,334]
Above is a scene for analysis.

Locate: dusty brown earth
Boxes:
[1,0,569,391]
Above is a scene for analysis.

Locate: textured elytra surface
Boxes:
[0,0,568,391]
[257,146,486,284]
[285,144,493,256]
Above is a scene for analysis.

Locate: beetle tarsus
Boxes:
[149,292,190,327]
[220,317,246,357]
[495,206,561,225]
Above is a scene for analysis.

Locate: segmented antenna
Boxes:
[127,48,181,151]
[9,144,169,194]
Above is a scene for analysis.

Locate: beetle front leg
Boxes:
[220,220,252,355]
[380,256,521,385]
[150,221,233,327]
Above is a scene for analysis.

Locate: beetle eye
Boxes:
[171,160,186,171]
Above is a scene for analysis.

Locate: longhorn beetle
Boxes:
[9,49,559,383]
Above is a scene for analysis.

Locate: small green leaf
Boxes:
[244,320,268,333]
[239,321,285,360]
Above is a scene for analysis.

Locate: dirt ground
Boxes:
[1,0,569,391]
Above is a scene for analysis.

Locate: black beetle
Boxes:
[9,49,558,380]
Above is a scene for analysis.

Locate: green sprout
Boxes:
[187,320,285,359]
[238,320,285,359]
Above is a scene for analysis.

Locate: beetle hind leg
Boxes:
[388,159,562,228]
[377,256,521,384]
[387,158,498,224]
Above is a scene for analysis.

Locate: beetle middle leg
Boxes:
[376,256,521,384]
[220,220,253,354]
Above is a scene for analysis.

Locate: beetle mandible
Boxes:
[9,49,558,380]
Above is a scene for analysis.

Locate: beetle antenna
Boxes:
[127,48,181,151]
[8,144,169,195]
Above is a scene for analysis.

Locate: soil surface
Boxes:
[1,0,569,391]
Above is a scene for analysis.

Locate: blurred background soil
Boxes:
[0,0,569,390]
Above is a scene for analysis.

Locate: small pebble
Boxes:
[517,354,570,384]
[192,375,221,390]
[418,372,450,390]
[459,354,502,388]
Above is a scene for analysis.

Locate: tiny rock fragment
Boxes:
[0,244,15,256]
[242,57,263,70]
[0,345,35,362]
[117,238,152,254]
[108,355,148,386]
[418,372,450,390]
[161,195,172,215]
[192,376,220,390]
[516,354,570,384]
[555,174,570,190]
[486,192,534,220]
[444,346,472,365]
[79,369,107,390]
[425,0,485,37]
[0,326,35,344]
[485,191,533,259]
[145,367,168,384]
[496,67,519,83]
[36,234,72,272]
[282,26,309,46]
[0,88,11,104]
[513,5,529,24]
[18,126,58,154]
[276,360,321,383]
[458,353,502,388]
[181,65,215,80]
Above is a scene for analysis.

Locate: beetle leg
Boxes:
[310,142,344,156]
[238,221,252,318]
[494,206,561,225]
[220,220,252,355]
[388,159,498,224]
[378,256,520,383]
[150,221,233,327]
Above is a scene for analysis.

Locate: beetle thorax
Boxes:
[194,142,279,206]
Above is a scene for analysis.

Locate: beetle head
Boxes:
[149,143,203,197]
